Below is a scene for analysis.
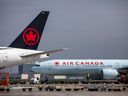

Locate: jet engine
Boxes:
[101,69,118,80]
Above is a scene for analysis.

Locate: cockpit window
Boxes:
[34,64,40,67]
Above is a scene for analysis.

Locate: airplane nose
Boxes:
[31,64,41,73]
[31,66,40,72]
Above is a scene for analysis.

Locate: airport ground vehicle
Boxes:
[0,73,11,92]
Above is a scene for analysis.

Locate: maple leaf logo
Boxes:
[23,28,40,46]
[26,31,37,41]
[54,61,59,66]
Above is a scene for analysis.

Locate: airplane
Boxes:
[31,59,128,80]
[0,11,66,69]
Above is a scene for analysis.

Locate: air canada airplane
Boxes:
[0,11,66,69]
[32,59,128,80]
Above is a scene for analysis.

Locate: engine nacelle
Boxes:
[101,69,118,80]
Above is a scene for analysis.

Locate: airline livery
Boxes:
[32,59,128,80]
[0,11,66,69]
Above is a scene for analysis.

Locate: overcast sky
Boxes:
[0,0,128,59]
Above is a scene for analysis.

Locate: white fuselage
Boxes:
[0,47,48,68]
[32,59,128,79]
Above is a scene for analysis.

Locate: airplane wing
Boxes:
[20,48,68,58]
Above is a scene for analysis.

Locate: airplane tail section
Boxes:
[9,11,49,50]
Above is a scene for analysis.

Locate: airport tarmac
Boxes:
[0,90,127,96]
